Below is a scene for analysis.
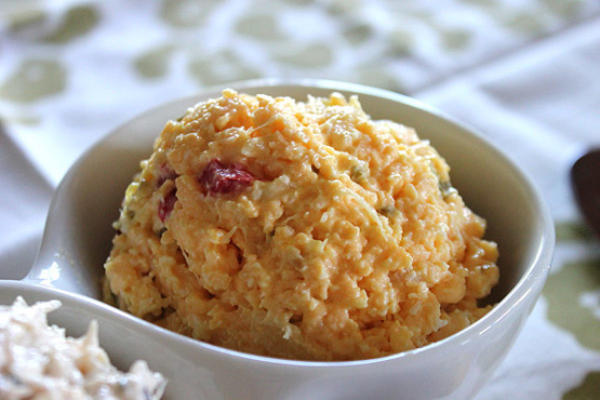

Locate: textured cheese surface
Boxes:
[103,90,499,361]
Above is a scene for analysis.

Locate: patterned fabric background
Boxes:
[2,0,599,183]
[1,0,599,398]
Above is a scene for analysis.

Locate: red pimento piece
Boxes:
[158,188,177,222]
[199,159,255,194]
[157,163,178,187]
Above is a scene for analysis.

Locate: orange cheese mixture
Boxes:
[103,90,499,361]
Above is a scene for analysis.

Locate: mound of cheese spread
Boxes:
[103,90,499,361]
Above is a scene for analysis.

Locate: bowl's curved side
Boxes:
[2,262,546,400]
[27,97,197,296]
[25,79,555,400]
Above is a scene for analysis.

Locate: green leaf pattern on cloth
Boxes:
[274,43,333,68]
[0,59,66,103]
[160,0,217,28]
[42,4,99,43]
[564,371,600,400]
[235,14,285,42]
[134,45,176,79]
[8,9,47,33]
[542,0,585,18]
[544,220,600,399]
[501,11,548,35]
[440,28,473,51]
[187,50,261,86]
[555,221,595,243]
[544,256,600,351]
[343,23,373,45]
[385,29,415,58]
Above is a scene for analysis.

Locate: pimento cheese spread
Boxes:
[103,90,499,361]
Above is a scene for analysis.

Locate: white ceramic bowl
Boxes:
[6,80,554,399]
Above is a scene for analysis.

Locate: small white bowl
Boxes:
[13,80,554,399]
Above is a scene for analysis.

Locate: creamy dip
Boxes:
[0,297,166,399]
[104,90,499,361]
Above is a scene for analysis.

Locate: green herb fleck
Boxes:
[350,165,366,183]
[439,179,456,198]
[289,313,303,324]
[378,205,397,218]
[125,209,135,220]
